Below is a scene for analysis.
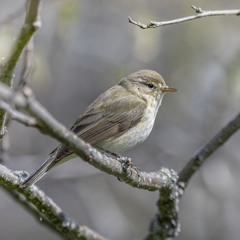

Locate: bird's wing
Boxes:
[54,95,146,160]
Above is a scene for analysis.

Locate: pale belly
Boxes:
[97,113,156,153]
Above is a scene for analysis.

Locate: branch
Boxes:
[145,186,181,240]
[0,101,36,126]
[0,164,107,240]
[0,83,177,191]
[178,112,240,186]
[0,0,41,136]
[129,5,240,29]
[1,185,60,237]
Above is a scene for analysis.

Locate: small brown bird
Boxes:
[21,69,176,188]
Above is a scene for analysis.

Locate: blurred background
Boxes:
[0,0,240,239]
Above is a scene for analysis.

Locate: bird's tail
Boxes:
[20,155,55,189]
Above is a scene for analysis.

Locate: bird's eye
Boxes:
[146,83,155,89]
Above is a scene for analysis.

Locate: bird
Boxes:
[21,69,177,188]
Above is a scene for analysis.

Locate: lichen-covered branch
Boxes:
[0,164,107,240]
[145,186,181,240]
[0,0,41,136]
[129,5,240,29]
[1,185,60,237]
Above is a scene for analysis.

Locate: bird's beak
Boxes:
[161,86,177,93]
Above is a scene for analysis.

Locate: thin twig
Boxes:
[0,101,36,126]
[0,164,107,240]
[178,112,240,186]
[129,6,240,29]
[17,37,35,90]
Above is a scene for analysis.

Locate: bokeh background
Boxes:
[0,0,240,239]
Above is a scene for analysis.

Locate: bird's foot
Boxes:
[103,151,141,178]
[117,156,141,175]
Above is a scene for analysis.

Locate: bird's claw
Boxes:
[117,156,141,177]
[117,156,133,170]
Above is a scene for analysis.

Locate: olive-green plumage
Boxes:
[21,69,176,188]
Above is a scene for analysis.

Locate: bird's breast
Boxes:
[98,105,157,153]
